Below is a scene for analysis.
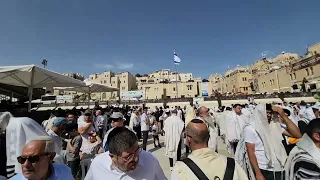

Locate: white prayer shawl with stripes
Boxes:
[285,134,320,180]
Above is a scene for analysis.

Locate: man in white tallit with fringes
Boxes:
[235,104,302,180]
[285,119,320,180]
[184,104,196,155]
[226,104,249,155]
[216,107,233,153]
[164,109,184,171]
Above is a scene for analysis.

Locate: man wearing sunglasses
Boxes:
[85,127,166,180]
[102,112,133,152]
[10,136,73,180]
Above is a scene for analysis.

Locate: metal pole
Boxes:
[174,64,178,98]
[275,70,280,93]
[28,67,35,112]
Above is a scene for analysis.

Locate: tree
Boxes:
[79,94,87,101]
[301,77,308,92]
[41,59,48,68]
[314,92,320,102]
[135,73,142,77]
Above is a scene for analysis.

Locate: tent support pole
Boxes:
[28,67,35,112]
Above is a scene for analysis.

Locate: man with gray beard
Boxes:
[197,106,218,152]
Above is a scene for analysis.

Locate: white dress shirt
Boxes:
[84,151,167,180]
[140,113,149,131]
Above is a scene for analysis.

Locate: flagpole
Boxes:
[174,49,178,98]
[175,63,178,98]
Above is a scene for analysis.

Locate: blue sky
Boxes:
[0,0,319,79]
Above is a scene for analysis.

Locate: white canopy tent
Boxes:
[0,65,86,111]
[55,79,118,93]
[24,99,42,104]
[55,80,118,108]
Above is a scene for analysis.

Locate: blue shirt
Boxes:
[10,163,74,180]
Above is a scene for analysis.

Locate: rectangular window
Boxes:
[306,69,310,76]
[173,87,176,91]
[293,73,296,79]
[290,74,292,80]
[310,67,314,75]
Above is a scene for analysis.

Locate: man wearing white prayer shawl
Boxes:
[128,110,136,130]
[184,104,196,155]
[282,103,298,127]
[164,109,184,171]
[216,109,234,154]
[298,102,320,134]
[242,107,251,119]
[197,106,218,152]
[285,119,320,180]
[226,104,248,154]
[3,115,64,178]
[235,104,302,180]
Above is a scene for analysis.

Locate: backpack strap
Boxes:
[223,157,235,180]
[182,158,209,180]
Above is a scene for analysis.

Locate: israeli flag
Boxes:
[174,52,181,65]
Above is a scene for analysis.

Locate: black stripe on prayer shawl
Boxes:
[293,159,320,179]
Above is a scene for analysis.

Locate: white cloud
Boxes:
[116,62,134,70]
[104,64,115,69]
[94,62,134,70]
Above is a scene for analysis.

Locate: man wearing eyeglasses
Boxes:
[85,127,167,180]
[10,136,74,180]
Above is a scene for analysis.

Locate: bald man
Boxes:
[171,119,248,180]
[10,136,73,180]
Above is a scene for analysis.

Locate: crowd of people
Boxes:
[0,99,320,180]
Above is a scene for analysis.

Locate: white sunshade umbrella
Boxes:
[24,99,42,104]
[55,80,118,108]
[0,65,86,111]
[55,79,118,93]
